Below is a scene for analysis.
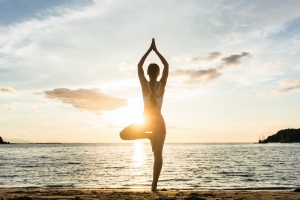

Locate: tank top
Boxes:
[143,81,163,111]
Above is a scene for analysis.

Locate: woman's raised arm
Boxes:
[152,39,169,86]
[137,40,154,85]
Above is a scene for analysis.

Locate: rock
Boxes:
[185,193,206,200]
[13,197,33,200]
[294,188,300,192]
[0,136,10,144]
[264,129,300,143]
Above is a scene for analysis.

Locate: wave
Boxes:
[67,162,81,165]
[45,184,75,188]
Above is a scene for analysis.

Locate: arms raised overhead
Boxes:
[137,39,169,85]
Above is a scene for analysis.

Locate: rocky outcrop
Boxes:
[264,129,300,143]
[0,136,10,144]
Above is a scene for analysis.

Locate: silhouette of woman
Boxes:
[120,38,169,191]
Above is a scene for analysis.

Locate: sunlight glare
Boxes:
[132,141,146,168]
[112,98,144,126]
[128,141,148,188]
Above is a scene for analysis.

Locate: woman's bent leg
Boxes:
[120,124,149,140]
[151,133,166,191]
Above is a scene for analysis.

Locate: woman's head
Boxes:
[147,63,160,79]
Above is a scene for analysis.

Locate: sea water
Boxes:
[0,143,299,190]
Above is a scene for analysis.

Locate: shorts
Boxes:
[143,113,166,134]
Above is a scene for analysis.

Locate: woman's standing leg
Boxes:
[151,133,166,191]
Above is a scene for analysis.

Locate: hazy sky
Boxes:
[1,0,300,143]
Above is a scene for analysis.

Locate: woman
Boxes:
[120,38,169,191]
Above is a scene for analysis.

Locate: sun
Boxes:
[112,98,144,126]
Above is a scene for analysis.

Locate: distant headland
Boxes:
[0,136,10,144]
[259,128,300,143]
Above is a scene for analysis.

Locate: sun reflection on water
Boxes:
[132,142,146,168]
[129,142,148,188]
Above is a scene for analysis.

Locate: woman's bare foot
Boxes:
[151,182,157,191]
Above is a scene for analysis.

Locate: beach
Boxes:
[1,188,300,200]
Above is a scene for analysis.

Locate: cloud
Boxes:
[277,79,300,93]
[118,62,137,71]
[0,87,15,92]
[172,52,250,67]
[192,52,222,63]
[1,104,16,111]
[0,102,37,112]
[222,52,250,66]
[172,52,222,64]
[44,88,127,112]
[206,52,222,60]
[170,51,251,85]
[172,68,222,84]
[0,1,126,89]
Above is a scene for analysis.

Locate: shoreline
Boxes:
[0,187,298,191]
[1,188,299,200]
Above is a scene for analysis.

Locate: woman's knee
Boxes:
[120,128,129,140]
[153,148,163,158]
[153,152,163,163]
[119,130,125,140]
[119,124,133,140]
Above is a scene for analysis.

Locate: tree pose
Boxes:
[120,38,169,191]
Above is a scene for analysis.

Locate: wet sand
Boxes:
[1,188,300,200]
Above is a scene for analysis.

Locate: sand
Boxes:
[0,188,299,200]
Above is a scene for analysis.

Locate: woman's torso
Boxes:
[142,81,165,116]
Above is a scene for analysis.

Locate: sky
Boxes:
[0,0,300,143]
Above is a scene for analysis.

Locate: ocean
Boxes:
[0,143,299,190]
